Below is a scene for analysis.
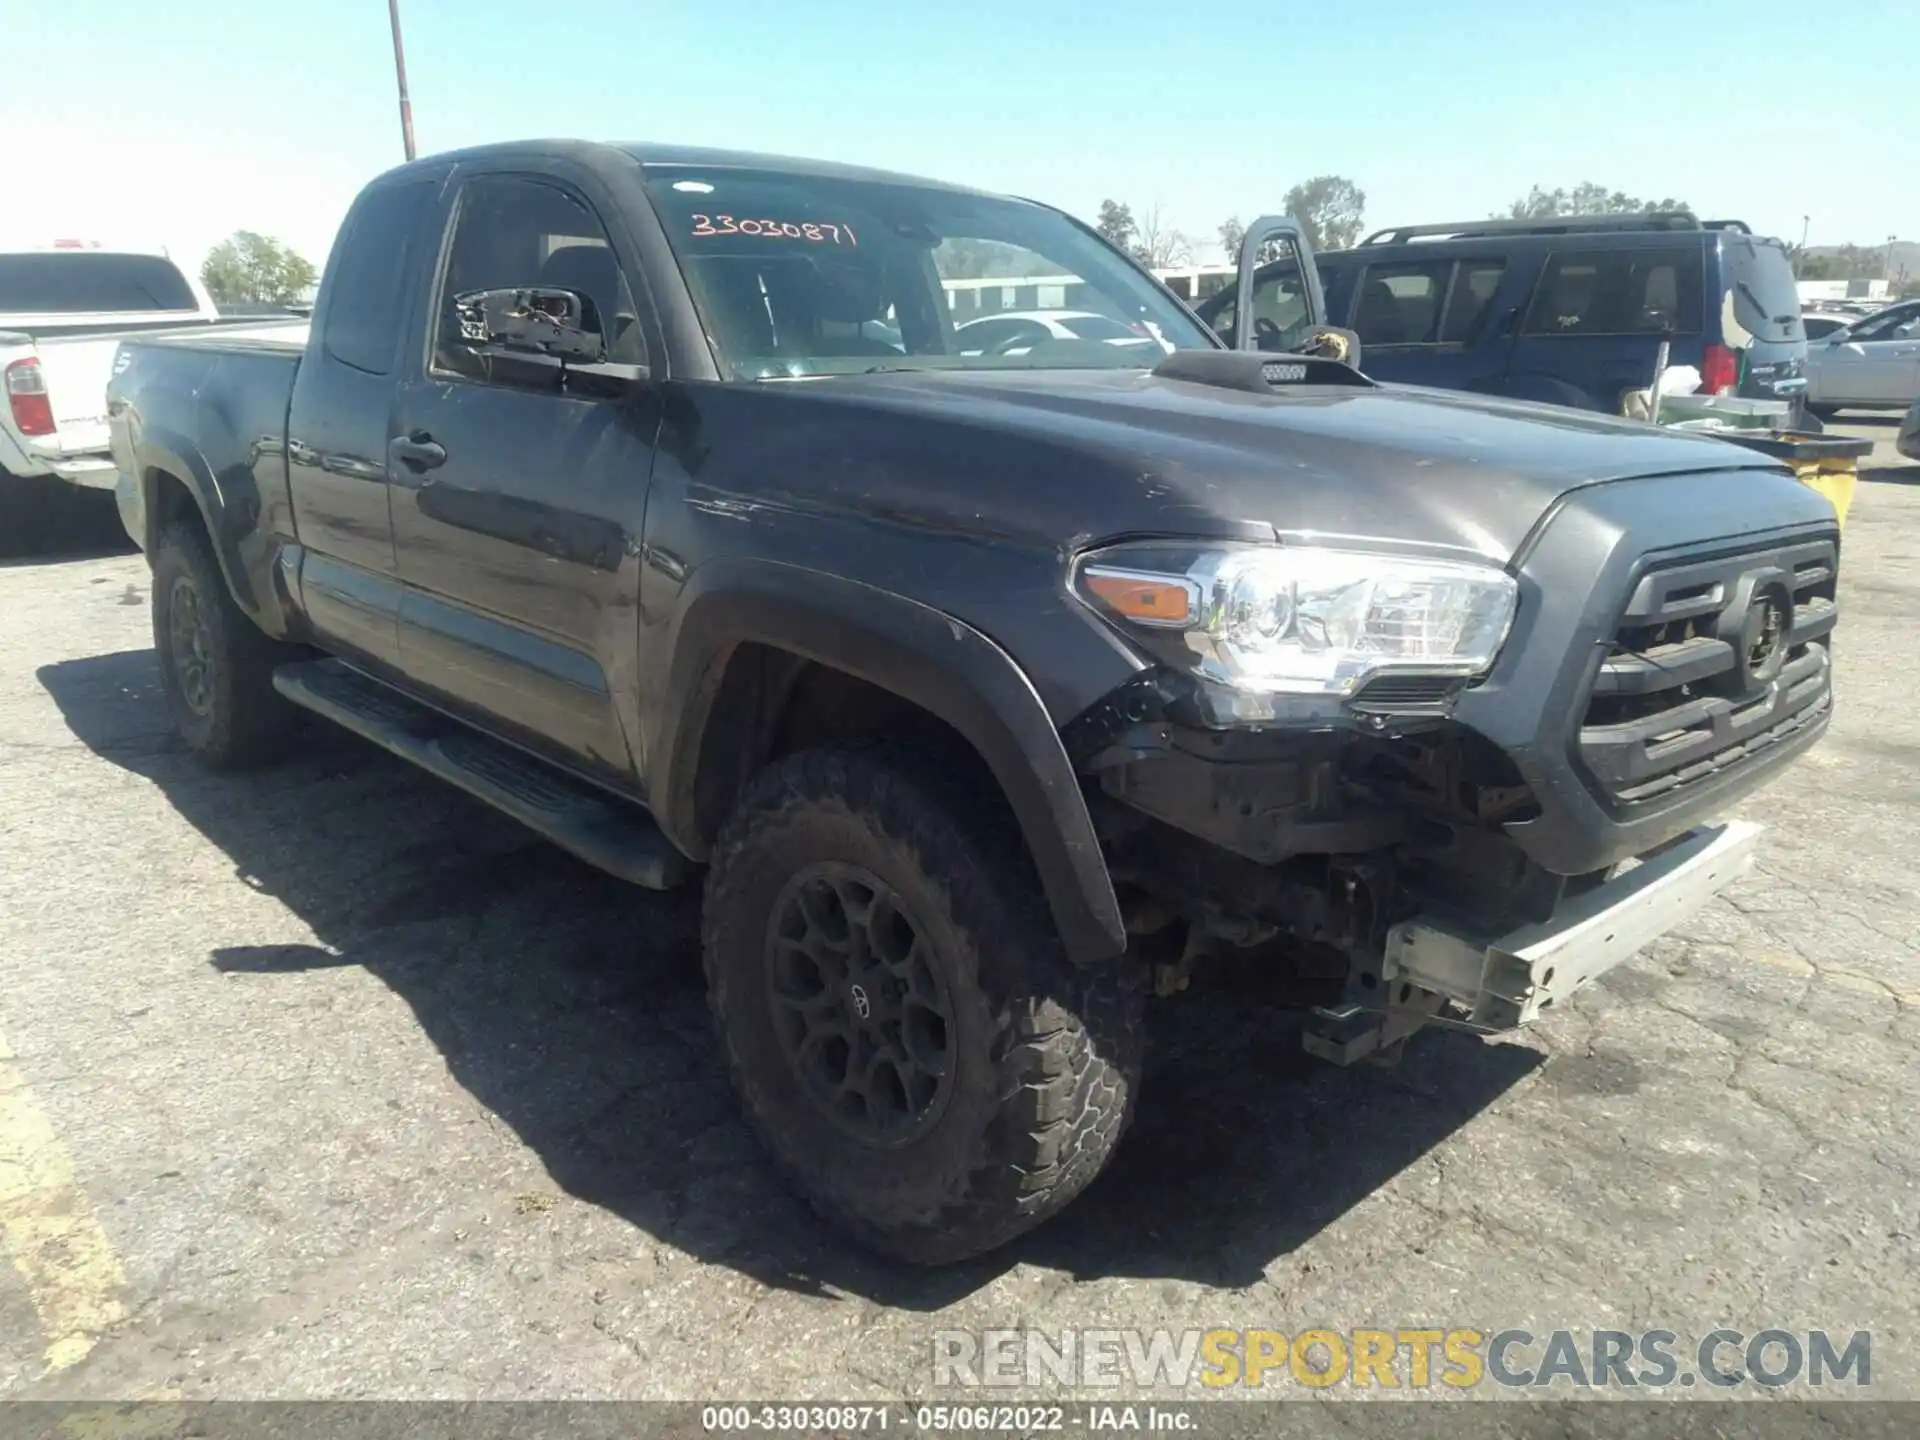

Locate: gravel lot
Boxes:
[1,421,1916,1405]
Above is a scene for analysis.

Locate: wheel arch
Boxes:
[134,429,256,611]
[652,559,1129,966]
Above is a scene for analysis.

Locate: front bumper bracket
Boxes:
[1303,819,1763,1063]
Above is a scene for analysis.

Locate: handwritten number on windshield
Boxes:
[690,215,859,245]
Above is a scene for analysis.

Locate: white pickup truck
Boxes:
[1,242,306,554]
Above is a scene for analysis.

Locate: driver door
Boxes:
[388,168,664,782]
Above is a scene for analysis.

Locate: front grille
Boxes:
[1577,534,1837,805]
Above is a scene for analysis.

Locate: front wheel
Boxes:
[151,521,299,769]
[703,746,1146,1264]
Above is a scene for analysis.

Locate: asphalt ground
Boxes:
[0,417,1915,1408]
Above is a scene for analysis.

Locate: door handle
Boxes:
[388,431,447,471]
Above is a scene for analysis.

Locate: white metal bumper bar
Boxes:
[1384,819,1765,1031]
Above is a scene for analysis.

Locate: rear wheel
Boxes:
[703,745,1145,1264]
[151,521,299,769]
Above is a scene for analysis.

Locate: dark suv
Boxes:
[1199,213,1810,420]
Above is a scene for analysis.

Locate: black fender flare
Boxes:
[132,425,267,618]
[651,557,1129,966]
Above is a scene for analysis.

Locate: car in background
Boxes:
[1801,311,1855,343]
[1195,212,1809,420]
[1804,299,1920,419]
[954,308,1160,356]
[1,241,310,557]
[1,242,305,493]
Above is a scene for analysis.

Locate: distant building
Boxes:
[1153,265,1237,303]
[1797,278,1891,305]
[942,266,1236,320]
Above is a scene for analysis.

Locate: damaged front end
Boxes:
[1056,475,1836,1062]
[1065,670,1586,1063]
[1063,661,1760,1066]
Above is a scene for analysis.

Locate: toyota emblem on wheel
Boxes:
[849,983,871,1020]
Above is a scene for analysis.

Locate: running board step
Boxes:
[272,658,690,889]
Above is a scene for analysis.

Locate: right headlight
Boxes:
[1077,544,1518,700]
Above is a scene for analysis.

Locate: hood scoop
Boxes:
[1151,348,1376,394]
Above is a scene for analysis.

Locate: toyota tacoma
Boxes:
[104,141,1839,1263]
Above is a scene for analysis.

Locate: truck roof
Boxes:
[375,138,993,199]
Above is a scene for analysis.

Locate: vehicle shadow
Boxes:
[1861,463,1920,487]
[38,647,1537,1308]
[0,477,136,563]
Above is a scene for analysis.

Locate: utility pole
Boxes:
[387,0,417,161]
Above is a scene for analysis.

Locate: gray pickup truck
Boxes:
[106,140,1839,1264]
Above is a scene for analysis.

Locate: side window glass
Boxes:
[1439,261,1506,343]
[1248,270,1310,351]
[1352,261,1449,346]
[323,180,436,375]
[1209,257,1317,352]
[432,175,644,386]
[1853,307,1917,343]
[1523,248,1702,336]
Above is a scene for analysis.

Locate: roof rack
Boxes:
[1360,212,1702,245]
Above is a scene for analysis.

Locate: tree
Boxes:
[939,237,1065,280]
[1095,200,1138,253]
[1791,249,1843,281]
[200,231,317,306]
[1504,183,1690,220]
[1281,176,1367,253]
[1797,243,1901,283]
[1218,216,1246,261]
[1216,215,1297,267]
[1131,203,1192,268]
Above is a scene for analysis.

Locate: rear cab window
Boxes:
[0,253,197,313]
[1522,247,1703,337]
[322,179,438,375]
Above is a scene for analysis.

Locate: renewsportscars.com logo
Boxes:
[932,1328,1872,1391]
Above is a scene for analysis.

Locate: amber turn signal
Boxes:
[1082,566,1197,626]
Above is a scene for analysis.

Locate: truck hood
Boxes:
[800,368,1786,563]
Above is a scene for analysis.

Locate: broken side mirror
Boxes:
[453,287,650,384]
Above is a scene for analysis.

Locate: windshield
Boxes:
[0,252,197,313]
[643,165,1214,379]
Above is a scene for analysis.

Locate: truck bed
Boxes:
[128,321,310,355]
[2,317,309,489]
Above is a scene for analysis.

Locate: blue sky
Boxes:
[6,0,1911,274]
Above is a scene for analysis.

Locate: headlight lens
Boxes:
[1079,546,1518,697]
